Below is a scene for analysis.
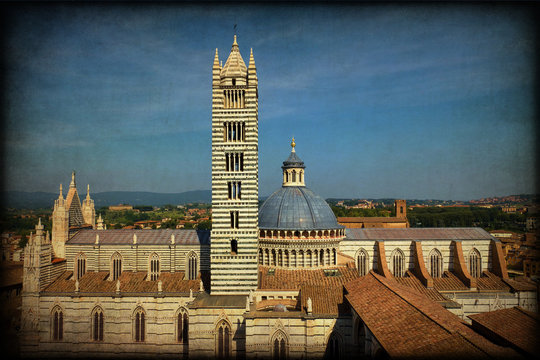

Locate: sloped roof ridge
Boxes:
[368,272,460,335]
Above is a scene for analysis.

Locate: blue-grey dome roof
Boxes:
[282,151,305,169]
[259,186,342,230]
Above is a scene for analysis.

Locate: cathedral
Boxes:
[20,37,537,359]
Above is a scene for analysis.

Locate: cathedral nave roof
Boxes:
[66,229,210,245]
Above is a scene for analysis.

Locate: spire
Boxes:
[86,184,91,200]
[249,48,256,69]
[213,48,220,68]
[59,183,64,199]
[70,171,76,188]
[220,35,247,79]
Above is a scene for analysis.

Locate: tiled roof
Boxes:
[394,271,448,303]
[344,227,495,241]
[469,307,539,355]
[66,229,210,245]
[338,217,407,223]
[502,277,537,292]
[258,265,359,290]
[43,271,200,294]
[345,272,518,359]
[299,284,347,315]
[433,271,469,291]
[477,271,511,291]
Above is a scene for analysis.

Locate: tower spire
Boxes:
[59,184,63,199]
[70,171,76,188]
[86,184,91,200]
[213,48,220,68]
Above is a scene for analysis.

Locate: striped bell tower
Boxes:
[210,36,259,294]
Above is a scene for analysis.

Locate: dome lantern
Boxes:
[282,138,306,187]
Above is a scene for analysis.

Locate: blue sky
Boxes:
[3,3,537,200]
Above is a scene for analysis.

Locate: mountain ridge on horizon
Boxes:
[1,190,537,210]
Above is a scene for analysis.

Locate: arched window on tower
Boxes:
[391,249,405,277]
[91,307,104,342]
[75,252,86,280]
[177,308,189,344]
[271,330,288,360]
[111,252,122,281]
[51,306,63,341]
[468,248,482,278]
[187,252,198,280]
[149,253,160,281]
[356,249,368,276]
[133,307,145,342]
[216,320,231,359]
[429,248,443,278]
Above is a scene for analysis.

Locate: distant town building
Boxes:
[337,199,409,228]
[108,204,134,211]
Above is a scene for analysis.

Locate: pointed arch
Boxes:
[75,252,87,280]
[325,331,343,360]
[110,252,123,281]
[51,305,64,341]
[468,248,482,278]
[391,248,405,277]
[215,319,232,359]
[91,306,104,342]
[176,307,189,344]
[133,307,146,342]
[356,248,369,276]
[186,251,199,280]
[271,329,288,360]
[429,248,443,278]
[148,252,160,281]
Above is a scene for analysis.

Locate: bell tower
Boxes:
[210,36,259,294]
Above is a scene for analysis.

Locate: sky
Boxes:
[2,3,538,201]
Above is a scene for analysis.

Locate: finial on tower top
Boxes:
[291,137,296,152]
[70,171,76,188]
[233,35,238,45]
[59,183,63,196]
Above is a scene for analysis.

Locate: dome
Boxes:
[259,186,342,230]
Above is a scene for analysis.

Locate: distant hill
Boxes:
[1,190,212,209]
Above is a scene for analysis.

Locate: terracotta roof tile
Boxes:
[258,265,359,290]
[345,272,518,359]
[299,284,346,315]
[43,271,200,294]
[468,307,540,355]
[433,271,469,291]
[394,271,448,303]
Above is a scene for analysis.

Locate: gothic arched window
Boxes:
[356,249,368,276]
[429,249,443,278]
[111,252,122,281]
[469,248,482,278]
[75,253,86,280]
[187,252,198,280]
[216,320,231,359]
[51,306,63,341]
[272,330,288,360]
[391,249,405,277]
[177,308,189,344]
[134,307,145,342]
[149,253,160,281]
[326,332,341,360]
[92,307,104,342]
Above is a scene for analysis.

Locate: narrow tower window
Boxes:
[231,239,238,255]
